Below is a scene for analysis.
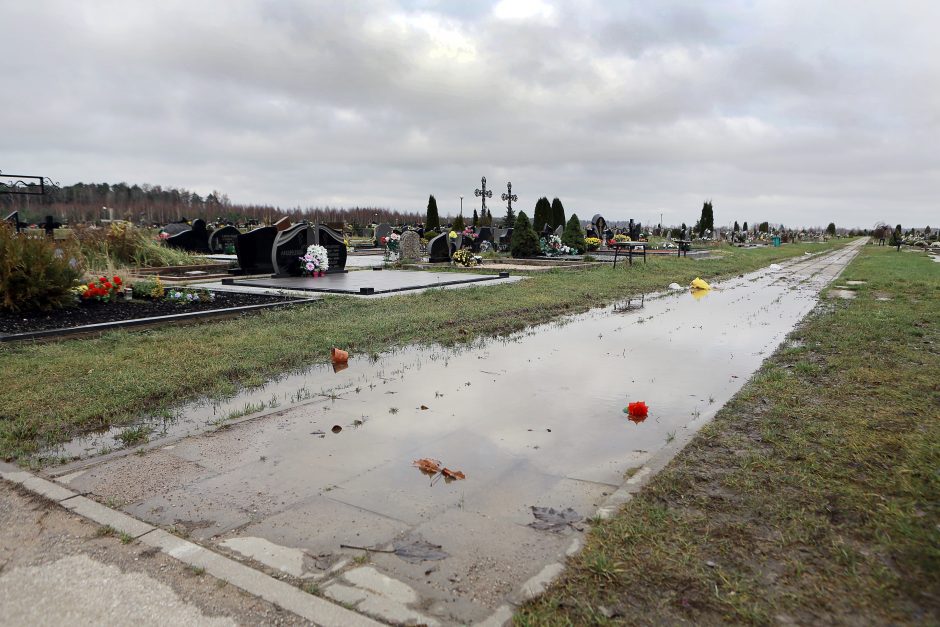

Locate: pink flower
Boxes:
[305,262,315,272]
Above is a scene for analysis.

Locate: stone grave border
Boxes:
[224,271,510,296]
[0,297,316,344]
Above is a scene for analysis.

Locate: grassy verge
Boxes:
[0,242,840,461]
[517,245,939,625]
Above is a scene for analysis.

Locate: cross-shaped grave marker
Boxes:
[501,181,517,213]
[474,176,492,212]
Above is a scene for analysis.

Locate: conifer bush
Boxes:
[561,214,586,253]
[0,224,82,312]
[510,211,540,258]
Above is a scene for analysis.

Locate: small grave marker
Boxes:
[400,230,421,262]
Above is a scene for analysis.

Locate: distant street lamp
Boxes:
[457,195,463,215]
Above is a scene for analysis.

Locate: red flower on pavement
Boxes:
[626,401,649,424]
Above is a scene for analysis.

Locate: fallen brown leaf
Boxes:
[441,468,466,480]
[413,458,442,474]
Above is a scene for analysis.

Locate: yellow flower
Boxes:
[449,230,458,239]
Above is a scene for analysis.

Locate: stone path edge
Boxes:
[0,461,382,627]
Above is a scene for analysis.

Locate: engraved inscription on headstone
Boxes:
[315,224,347,273]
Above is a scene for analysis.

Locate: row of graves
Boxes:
[214,219,508,295]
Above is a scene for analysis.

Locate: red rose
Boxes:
[113,276,122,284]
[627,401,649,419]
[99,276,107,283]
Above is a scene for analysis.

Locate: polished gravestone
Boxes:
[315,224,347,273]
[272,223,315,276]
[427,232,450,263]
[476,226,494,251]
[162,222,191,236]
[235,226,278,274]
[208,225,241,254]
[165,219,209,253]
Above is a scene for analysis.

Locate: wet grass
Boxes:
[516,245,939,625]
[0,242,841,461]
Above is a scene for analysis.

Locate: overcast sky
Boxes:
[3,0,937,227]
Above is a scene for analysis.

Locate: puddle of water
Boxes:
[49,246,855,468]
[49,243,864,622]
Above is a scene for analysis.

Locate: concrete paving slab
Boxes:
[62,449,213,505]
[368,508,567,621]
[141,529,380,627]
[326,430,521,525]
[222,495,410,559]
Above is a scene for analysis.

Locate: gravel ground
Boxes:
[0,481,311,626]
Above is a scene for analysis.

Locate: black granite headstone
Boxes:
[498,228,513,247]
[449,234,463,256]
[162,222,191,236]
[235,226,278,274]
[476,226,494,252]
[208,225,241,254]
[427,232,450,262]
[315,224,347,273]
[165,219,209,253]
[272,223,315,276]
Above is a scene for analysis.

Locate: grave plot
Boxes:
[44,243,864,625]
[225,269,511,295]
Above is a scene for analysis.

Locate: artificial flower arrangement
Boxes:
[448,230,458,239]
[300,244,330,276]
[461,226,478,241]
[584,237,602,251]
[166,287,216,304]
[76,275,124,303]
[614,233,631,243]
[379,232,400,253]
[451,248,479,267]
[540,235,573,257]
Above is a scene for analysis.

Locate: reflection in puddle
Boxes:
[48,248,851,470]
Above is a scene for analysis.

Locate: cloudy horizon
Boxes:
[3,0,938,228]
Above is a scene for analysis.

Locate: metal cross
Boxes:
[474,176,492,212]
[500,181,517,212]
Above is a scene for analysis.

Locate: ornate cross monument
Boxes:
[501,181,517,213]
[474,176,492,212]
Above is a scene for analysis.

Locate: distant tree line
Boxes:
[2,181,423,228]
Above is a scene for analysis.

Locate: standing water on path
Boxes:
[50,242,863,625]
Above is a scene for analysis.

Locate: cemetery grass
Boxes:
[0,242,841,461]
[517,245,939,625]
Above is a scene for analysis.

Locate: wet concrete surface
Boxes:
[48,241,863,624]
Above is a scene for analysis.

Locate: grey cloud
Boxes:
[2,0,937,227]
